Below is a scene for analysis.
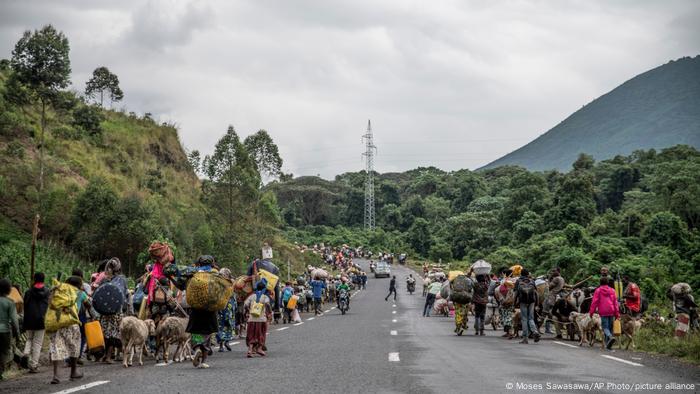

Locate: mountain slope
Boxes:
[483,56,700,171]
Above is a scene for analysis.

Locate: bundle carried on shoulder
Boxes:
[450,274,474,304]
[186,271,234,311]
[233,275,254,298]
[45,279,80,333]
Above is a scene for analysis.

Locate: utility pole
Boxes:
[362,120,377,231]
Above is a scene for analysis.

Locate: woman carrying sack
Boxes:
[244,279,272,358]
[216,268,236,352]
[186,256,220,369]
[94,258,128,364]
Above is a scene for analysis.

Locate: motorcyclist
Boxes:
[337,279,351,310]
[406,274,416,293]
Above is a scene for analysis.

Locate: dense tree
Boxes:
[85,66,123,107]
[243,129,283,179]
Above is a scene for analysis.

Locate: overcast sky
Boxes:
[1,1,699,178]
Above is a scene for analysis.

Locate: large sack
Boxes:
[233,275,254,298]
[451,275,473,304]
[440,281,451,299]
[257,269,279,292]
[247,259,280,276]
[8,287,23,314]
[148,241,173,264]
[448,271,464,282]
[186,272,234,311]
[433,298,448,313]
[312,268,329,280]
[471,259,492,276]
[92,280,126,315]
[44,279,80,333]
[671,283,692,296]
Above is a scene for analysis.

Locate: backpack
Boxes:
[250,293,264,318]
[282,288,293,303]
[451,275,473,304]
[517,278,536,304]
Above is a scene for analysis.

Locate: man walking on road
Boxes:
[514,269,540,344]
[310,278,326,315]
[424,279,442,316]
[385,276,397,302]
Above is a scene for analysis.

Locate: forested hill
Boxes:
[483,56,700,171]
[273,147,700,301]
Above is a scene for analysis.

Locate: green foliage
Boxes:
[10,25,71,104]
[72,104,104,136]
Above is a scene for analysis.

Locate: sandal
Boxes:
[51,377,60,384]
[246,351,253,358]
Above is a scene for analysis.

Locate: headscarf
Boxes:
[255,278,268,300]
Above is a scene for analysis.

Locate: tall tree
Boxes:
[10,25,71,281]
[243,129,283,179]
[85,66,123,107]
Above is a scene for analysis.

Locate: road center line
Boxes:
[294,322,304,326]
[553,341,579,349]
[324,309,331,313]
[392,304,396,308]
[50,380,110,394]
[392,319,397,323]
[229,341,240,346]
[277,327,289,331]
[392,311,397,314]
[331,307,336,310]
[308,317,315,321]
[388,352,400,362]
[390,330,397,335]
[601,354,644,367]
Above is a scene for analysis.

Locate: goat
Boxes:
[619,314,644,350]
[120,317,156,368]
[155,316,191,363]
[570,311,604,348]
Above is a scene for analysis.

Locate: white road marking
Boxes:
[325,309,331,313]
[601,354,644,367]
[331,307,336,310]
[392,304,396,308]
[277,327,289,331]
[553,341,579,349]
[390,330,397,335]
[308,317,315,321]
[388,352,400,362]
[392,319,397,323]
[294,322,304,326]
[155,362,168,367]
[50,380,110,394]
[392,311,397,314]
[229,341,240,346]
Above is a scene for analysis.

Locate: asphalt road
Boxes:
[2,260,699,394]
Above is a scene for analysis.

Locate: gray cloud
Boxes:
[1,0,698,178]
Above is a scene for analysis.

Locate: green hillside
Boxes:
[483,56,700,171]
[0,46,313,285]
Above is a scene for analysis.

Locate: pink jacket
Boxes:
[589,285,619,318]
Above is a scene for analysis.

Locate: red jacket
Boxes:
[624,283,641,312]
[589,285,619,318]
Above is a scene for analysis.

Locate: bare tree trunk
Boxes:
[31,100,47,283]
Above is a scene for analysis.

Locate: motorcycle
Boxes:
[407,280,416,295]
[369,262,376,273]
[338,289,349,315]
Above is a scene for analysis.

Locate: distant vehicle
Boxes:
[338,289,349,315]
[399,254,407,265]
[375,262,391,278]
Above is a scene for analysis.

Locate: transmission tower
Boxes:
[363,119,377,231]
